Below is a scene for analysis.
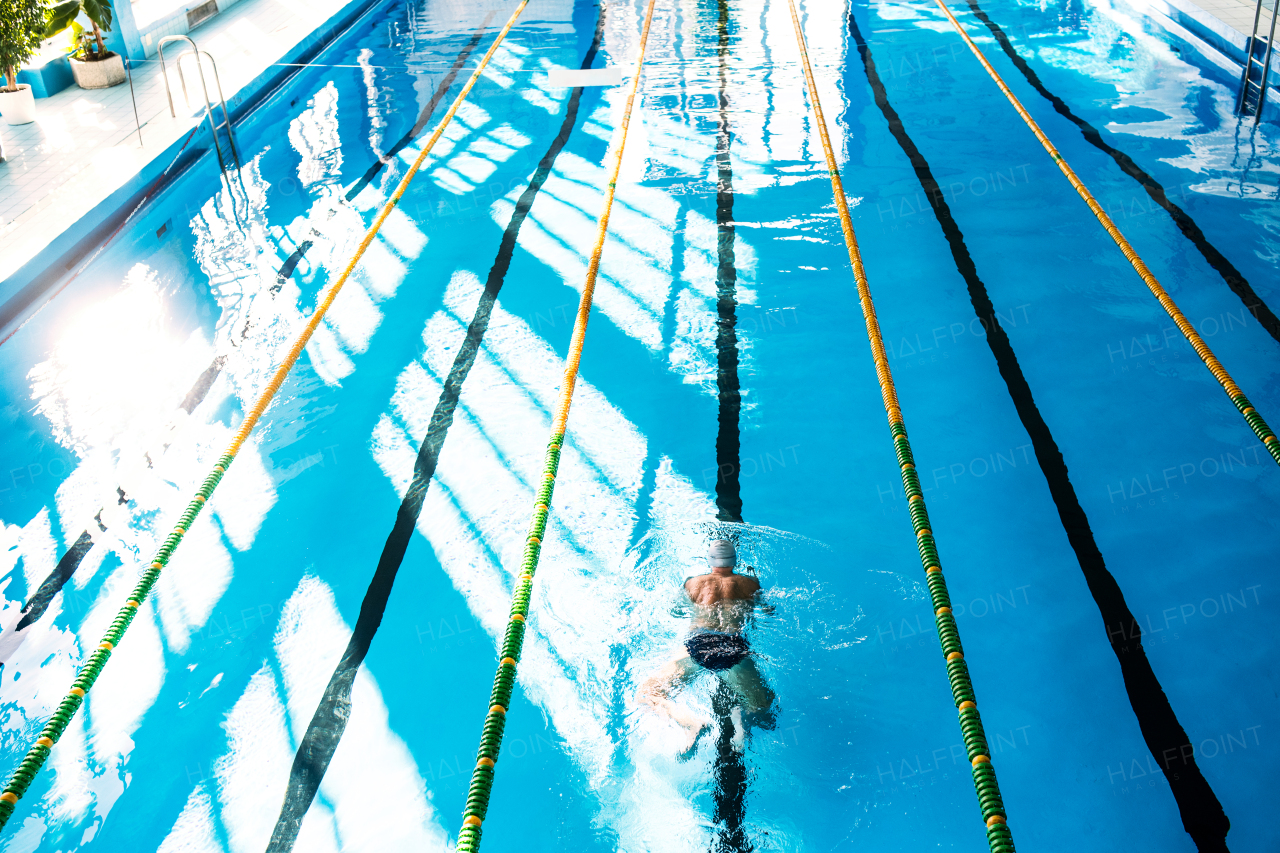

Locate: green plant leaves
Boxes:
[42,0,79,38]
[42,0,111,39]
[81,0,111,32]
[0,0,50,82]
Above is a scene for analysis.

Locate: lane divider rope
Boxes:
[785,2,1015,850]
[0,0,531,832]
[453,0,657,849]
[933,0,1280,466]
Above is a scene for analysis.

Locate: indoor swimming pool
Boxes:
[0,0,1276,849]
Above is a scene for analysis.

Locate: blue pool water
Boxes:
[0,0,1277,849]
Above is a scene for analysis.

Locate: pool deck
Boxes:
[1148,0,1277,54]
[0,0,375,334]
[1181,0,1264,36]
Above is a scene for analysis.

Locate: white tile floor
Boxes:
[1184,0,1272,35]
[0,0,356,286]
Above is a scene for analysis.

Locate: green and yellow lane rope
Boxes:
[786,1,1014,850]
[0,0,531,832]
[933,0,1280,466]
[453,0,657,849]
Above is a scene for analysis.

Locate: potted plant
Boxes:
[45,0,123,89]
[0,0,48,125]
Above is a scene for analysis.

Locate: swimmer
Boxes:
[638,539,776,754]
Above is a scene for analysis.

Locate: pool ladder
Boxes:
[1238,0,1279,120]
[158,35,241,174]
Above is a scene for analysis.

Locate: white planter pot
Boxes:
[0,84,36,126]
[70,53,126,89]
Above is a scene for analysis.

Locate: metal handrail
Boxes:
[1256,0,1279,120]
[1238,0,1280,120]
[1236,0,1262,113]
[182,50,240,166]
[157,35,240,169]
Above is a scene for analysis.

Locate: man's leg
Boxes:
[638,656,709,751]
[721,656,776,731]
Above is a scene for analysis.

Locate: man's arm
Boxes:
[748,579,776,615]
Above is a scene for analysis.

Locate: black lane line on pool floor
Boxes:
[709,2,751,851]
[0,24,490,677]
[713,0,744,527]
[964,0,1280,347]
[264,10,608,851]
[849,13,1232,853]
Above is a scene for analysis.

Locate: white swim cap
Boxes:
[708,539,737,568]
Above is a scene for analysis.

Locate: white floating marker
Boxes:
[545,66,622,88]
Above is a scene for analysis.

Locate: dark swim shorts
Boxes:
[685,630,750,671]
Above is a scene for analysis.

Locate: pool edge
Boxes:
[0,0,387,342]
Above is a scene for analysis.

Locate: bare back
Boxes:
[684,572,761,633]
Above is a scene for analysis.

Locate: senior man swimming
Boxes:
[639,539,776,753]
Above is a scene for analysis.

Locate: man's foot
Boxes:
[676,718,711,761]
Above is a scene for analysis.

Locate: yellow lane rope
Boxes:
[454,0,659,849]
[786,1,1015,851]
[0,0,530,831]
[932,0,1280,465]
